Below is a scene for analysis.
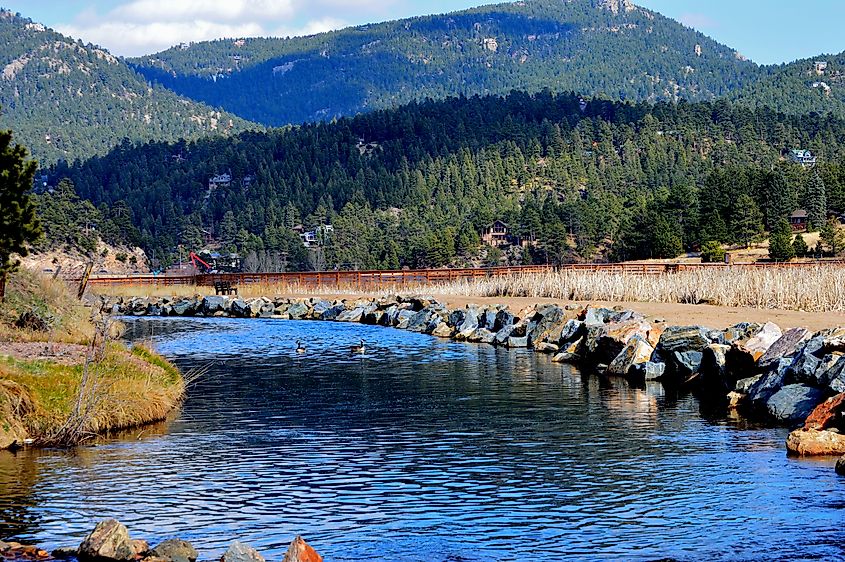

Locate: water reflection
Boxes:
[0,317,843,562]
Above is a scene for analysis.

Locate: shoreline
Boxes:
[102,292,845,474]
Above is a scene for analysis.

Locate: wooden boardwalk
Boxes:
[78,261,845,289]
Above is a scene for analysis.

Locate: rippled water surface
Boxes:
[2,318,845,561]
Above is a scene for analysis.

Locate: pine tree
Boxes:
[765,171,795,229]
[0,129,41,300]
[730,194,764,248]
[792,232,809,257]
[768,219,795,262]
[820,217,845,256]
[805,172,827,231]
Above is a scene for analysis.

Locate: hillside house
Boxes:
[481,221,535,248]
[294,224,334,248]
[788,149,817,168]
[208,173,232,190]
[789,209,808,231]
[815,61,828,75]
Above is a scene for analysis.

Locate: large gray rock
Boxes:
[286,302,310,319]
[151,540,198,562]
[469,328,497,345]
[748,358,793,405]
[758,327,812,370]
[725,322,782,378]
[395,309,416,329]
[170,299,196,316]
[582,307,615,327]
[699,343,732,392]
[629,361,666,381]
[457,307,480,338]
[526,305,566,347]
[607,336,654,376]
[655,326,711,379]
[336,307,365,323]
[407,309,434,332]
[230,299,251,318]
[825,355,845,393]
[505,336,529,348]
[310,300,333,319]
[202,296,228,315]
[220,542,265,562]
[494,324,516,346]
[479,309,498,330]
[78,519,135,561]
[494,309,515,331]
[765,384,825,423]
[557,319,585,346]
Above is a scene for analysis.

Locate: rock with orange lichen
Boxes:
[281,537,322,562]
[786,428,845,456]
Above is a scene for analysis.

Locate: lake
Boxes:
[1,317,844,561]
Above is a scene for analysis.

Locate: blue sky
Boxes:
[3,0,843,63]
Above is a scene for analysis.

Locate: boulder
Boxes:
[281,537,322,562]
[469,328,497,345]
[230,299,250,318]
[132,541,150,558]
[765,384,825,423]
[584,320,650,365]
[825,355,845,393]
[699,344,731,392]
[258,301,275,318]
[552,337,584,363]
[478,309,498,330]
[526,305,565,347]
[336,307,365,323]
[309,300,333,319]
[747,358,793,405]
[493,309,515,331]
[220,542,264,562]
[837,456,845,476]
[629,361,666,381]
[557,319,585,346]
[533,342,559,354]
[362,310,384,325]
[151,540,197,562]
[322,304,346,321]
[379,305,399,326]
[606,336,654,376]
[457,307,480,338]
[718,322,762,345]
[286,302,310,320]
[431,323,454,338]
[786,429,845,456]
[655,326,712,380]
[803,392,845,431]
[505,336,529,348]
[407,310,434,333]
[735,374,762,394]
[726,322,782,377]
[78,519,135,561]
[494,325,516,346]
[201,296,228,315]
[582,306,615,327]
[758,327,812,370]
[395,310,416,329]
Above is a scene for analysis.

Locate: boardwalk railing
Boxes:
[76,260,845,290]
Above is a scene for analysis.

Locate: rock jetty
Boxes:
[102,294,845,474]
[1,519,321,562]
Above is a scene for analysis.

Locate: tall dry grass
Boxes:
[94,265,845,313]
[422,266,845,312]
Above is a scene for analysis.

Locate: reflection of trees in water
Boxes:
[0,449,42,541]
[0,419,174,543]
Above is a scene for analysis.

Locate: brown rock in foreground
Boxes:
[803,392,845,431]
[78,519,136,561]
[786,429,845,456]
[282,537,322,562]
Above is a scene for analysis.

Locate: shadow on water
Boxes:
[1,317,844,562]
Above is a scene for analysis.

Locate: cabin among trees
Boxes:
[788,150,817,168]
[789,210,808,231]
[481,221,533,248]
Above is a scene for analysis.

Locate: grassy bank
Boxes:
[0,269,184,449]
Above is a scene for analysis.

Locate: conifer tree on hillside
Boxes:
[768,219,795,262]
[0,129,41,300]
[820,216,845,256]
[730,194,765,248]
[805,172,828,231]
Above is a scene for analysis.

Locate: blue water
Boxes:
[1,317,844,561]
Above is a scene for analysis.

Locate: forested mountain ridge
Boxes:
[0,9,259,164]
[129,0,761,126]
[46,91,845,271]
[732,52,845,117]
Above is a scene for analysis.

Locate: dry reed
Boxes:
[94,265,845,313]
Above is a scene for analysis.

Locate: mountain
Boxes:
[48,92,845,270]
[0,9,259,164]
[732,53,845,116]
[129,0,761,127]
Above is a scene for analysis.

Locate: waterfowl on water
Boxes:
[296,340,306,354]
[351,339,366,354]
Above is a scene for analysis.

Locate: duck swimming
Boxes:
[296,340,306,354]
[351,339,366,354]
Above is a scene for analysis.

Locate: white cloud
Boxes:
[52,0,402,57]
